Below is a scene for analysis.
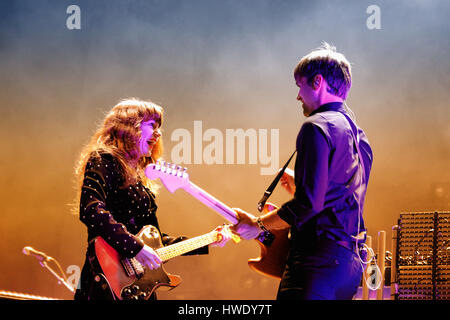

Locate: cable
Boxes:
[345,102,382,291]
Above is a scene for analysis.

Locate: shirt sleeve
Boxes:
[277,121,330,230]
[79,154,144,258]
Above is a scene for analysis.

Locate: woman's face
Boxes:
[138,119,161,157]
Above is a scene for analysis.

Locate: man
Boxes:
[231,43,373,300]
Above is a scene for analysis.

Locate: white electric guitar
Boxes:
[145,160,290,279]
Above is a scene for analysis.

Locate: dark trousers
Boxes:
[277,239,362,300]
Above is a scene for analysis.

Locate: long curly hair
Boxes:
[74,98,164,205]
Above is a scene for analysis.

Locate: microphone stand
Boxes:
[39,258,75,293]
[26,251,75,293]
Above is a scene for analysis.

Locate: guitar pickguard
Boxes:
[121,226,181,300]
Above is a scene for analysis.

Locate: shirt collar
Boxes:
[310,102,345,116]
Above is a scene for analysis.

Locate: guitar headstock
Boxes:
[144,160,190,193]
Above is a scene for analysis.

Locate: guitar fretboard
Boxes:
[156,232,217,261]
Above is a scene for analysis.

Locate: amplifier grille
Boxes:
[396,212,450,300]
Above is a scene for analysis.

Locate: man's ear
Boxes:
[312,74,323,90]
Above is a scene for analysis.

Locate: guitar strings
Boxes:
[156,233,217,261]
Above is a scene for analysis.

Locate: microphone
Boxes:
[22,246,51,262]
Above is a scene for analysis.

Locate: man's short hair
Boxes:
[294,42,352,99]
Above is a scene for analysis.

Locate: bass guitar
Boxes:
[145,161,290,279]
[88,225,226,300]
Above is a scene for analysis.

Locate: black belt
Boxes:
[291,234,359,253]
[335,239,357,252]
[315,237,358,253]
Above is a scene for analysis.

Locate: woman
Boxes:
[74,98,230,300]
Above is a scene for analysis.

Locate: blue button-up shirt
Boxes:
[277,102,373,244]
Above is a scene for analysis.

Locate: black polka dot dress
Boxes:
[75,152,207,300]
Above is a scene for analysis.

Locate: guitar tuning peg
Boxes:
[160,161,167,172]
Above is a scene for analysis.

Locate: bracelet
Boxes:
[256,217,270,233]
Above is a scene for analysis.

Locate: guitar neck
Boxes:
[182,182,239,224]
[156,232,217,262]
[145,162,239,224]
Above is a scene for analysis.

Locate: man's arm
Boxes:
[231,208,289,240]
[231,122,330,239]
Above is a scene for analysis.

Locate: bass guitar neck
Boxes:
[182,181,239,224]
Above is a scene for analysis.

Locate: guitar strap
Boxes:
[257,149,297,212]
[254,149,296,246]
[338,110,367,242]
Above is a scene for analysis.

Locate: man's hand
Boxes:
[230,208,261,240]
[280,168,296,195]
